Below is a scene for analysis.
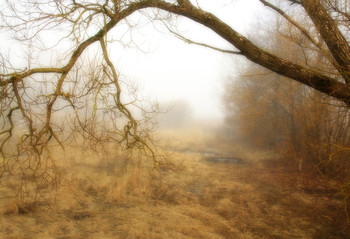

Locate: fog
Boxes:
[107,0,263,119]
[1,1,349,238]
[0,0,263,121]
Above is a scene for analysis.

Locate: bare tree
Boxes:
[158,99,193,129]
[223,6,350,217]
[0,1,165,201]
[0,0,349,200]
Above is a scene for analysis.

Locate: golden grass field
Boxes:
[0,126,348,238]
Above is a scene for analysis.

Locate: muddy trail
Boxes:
[0,146,349,238]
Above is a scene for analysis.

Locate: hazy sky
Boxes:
[109,0,264,120]
[0,0,265,120]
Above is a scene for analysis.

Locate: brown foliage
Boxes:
[223,7,350,218]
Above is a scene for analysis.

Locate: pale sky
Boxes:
[108,0,264,120]
[0,0,264,120]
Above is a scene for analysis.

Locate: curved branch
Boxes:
[166,26,242,55]
[149,1,350,106]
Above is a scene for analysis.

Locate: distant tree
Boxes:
[158,100,193,129]
[223,7,350,207]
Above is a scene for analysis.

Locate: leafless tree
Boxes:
[0,0,349,200]
[222,5,350,217]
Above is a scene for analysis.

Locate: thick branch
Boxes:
[301,0,350,84]
[3,0,162,85]
[150,1,350,106]
[2,0,350,108]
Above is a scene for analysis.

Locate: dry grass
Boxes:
[0,127,349,238]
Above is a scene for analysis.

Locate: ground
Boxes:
[0,127,348,238]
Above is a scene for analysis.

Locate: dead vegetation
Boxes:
[0,127,349,238]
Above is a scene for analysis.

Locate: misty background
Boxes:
[0,0,264,121]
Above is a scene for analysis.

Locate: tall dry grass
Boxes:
[0,127,349,238]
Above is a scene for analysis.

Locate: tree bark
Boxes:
[301,0,350,84]
[151,1,350,106]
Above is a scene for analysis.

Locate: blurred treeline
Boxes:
[223,11,350,186]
